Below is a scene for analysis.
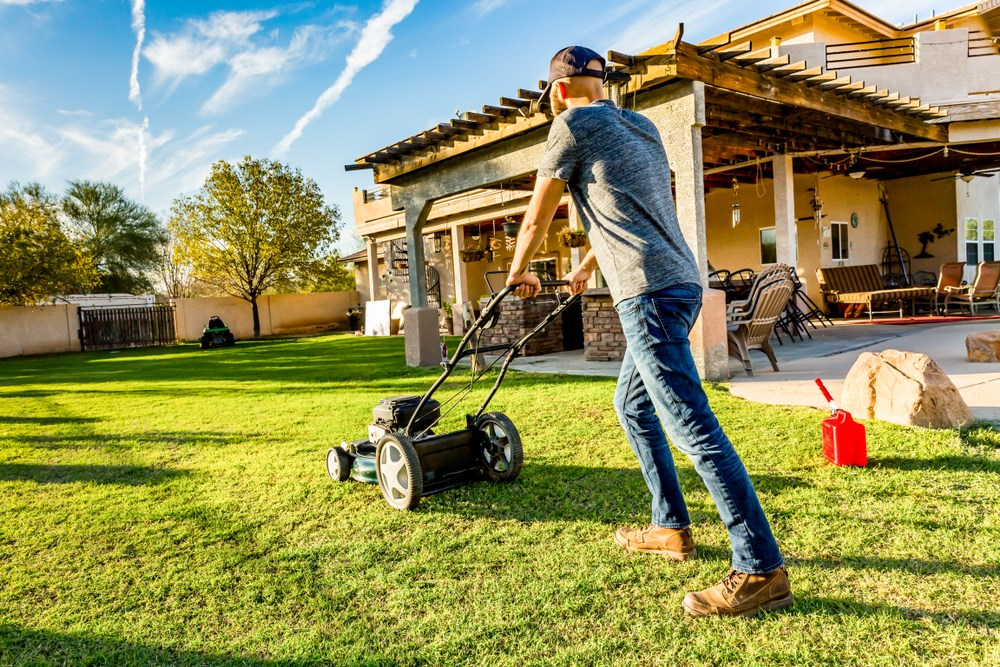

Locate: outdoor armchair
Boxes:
[726,274,794,377]
[943,261,1000,315]
[914,262,964,314]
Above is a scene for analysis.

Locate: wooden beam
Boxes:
[785,66,824,82]
[754,54,791,72]
[767,60,808,78]
[805,71,838,87]
[499,96,530,109]
[675,42,946,142]
[517,89,542,100]
[732,47,774,66]
[817,76,852,90]
[464,111,494,124]
[713,40,753,62]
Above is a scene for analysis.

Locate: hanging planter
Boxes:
[459,247,485,263]
[558,226,588,248]
[502,217,521,238]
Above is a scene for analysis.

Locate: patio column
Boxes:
[642,80,727,381]
[451,224,469,335]
[773,155,798,268]
[365,238,379,301]
[399,198,440,367]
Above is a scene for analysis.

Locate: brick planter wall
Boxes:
[582,288,626,362]
[480,297,565,357]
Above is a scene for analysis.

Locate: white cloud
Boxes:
[201,24,336,115]
[273,0,419,157]
[611,0,734,53]
[0,85,244,212]
[144,10,276,89]
[129,1,145,110]
[473,0,511,15]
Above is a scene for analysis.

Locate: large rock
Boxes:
[841,349,972,429]
[966,330,1000,362]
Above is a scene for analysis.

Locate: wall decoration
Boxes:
[915,222,955,259]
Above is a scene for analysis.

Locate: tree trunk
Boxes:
[250,296,261,338]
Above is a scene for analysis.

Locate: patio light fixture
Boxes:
[731,177,741,228]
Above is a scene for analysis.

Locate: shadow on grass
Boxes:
[871,455,999,474]
[0,416,101,425]
[5,431,258,450]
[793,555,1000,580]
[0,625,319,667]
[431,463,811,525]
[0,463,189,486]
[800,596,1000,629]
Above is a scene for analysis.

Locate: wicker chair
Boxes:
[726,274,794,377]
[943,262,1000,315]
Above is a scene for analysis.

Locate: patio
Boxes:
[490,317,1000,422]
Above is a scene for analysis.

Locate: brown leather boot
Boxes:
[683,567,794,617]
[614,525,697,561]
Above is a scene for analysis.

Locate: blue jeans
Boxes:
[614,283,783,574]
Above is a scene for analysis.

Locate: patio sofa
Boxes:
[816,264,935,319]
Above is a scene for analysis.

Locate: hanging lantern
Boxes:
[731,178,741,228]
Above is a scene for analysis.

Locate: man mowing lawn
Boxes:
[506,46,793,617]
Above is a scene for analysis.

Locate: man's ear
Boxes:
[555,81,567,101]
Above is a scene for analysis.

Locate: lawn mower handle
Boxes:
[403,275,581,437]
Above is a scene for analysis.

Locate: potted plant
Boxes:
[502,216,521,238]
[559,226,588,248]
[459,246,485,262]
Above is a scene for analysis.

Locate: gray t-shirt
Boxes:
[537,99,700,304]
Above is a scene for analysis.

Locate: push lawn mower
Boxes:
[327,273,582,510]
[200,316,236,349]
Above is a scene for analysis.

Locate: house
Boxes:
[347,0,1000,377]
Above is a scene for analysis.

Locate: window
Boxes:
[965,217,996,265]
[759,227,777,265]
[831,222,849,261]
[966,218,979,265]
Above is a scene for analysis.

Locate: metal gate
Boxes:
[78,305,176,352]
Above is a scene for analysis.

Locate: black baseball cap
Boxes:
[537,46,606,109]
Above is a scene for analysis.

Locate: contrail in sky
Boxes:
[272,0,419,158]
[129,1,145,110]
[138,116,148,202]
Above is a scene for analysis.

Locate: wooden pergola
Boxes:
[350,28,947,183]
[348,27,950,373]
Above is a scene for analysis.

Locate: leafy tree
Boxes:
[153,237,202,299]
[296,252,356,293]
[0,182,96,306]
[168,156,341,337]
[62,180,167,293]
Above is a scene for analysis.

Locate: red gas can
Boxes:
[821,410,868,467]
[815,378,868,467]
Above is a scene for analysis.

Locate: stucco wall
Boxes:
[883,175,961,277]
[0,305,80,358]
[172,291,361,342]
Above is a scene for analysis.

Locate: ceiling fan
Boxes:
[931,167,1000,182]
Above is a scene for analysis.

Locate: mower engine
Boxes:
[368,395,441,444]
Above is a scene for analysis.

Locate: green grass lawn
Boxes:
[1,333,998,666]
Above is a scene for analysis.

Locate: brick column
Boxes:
[582,289,626,362]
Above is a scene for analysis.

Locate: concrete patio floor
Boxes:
[495,318,1000,423]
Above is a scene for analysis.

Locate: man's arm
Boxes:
[506,176,566,298]
[565,249,598,295]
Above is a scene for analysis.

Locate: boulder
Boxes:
[841,349,972,429]
[966,330,1000,362]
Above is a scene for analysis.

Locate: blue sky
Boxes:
[0,0,950,253]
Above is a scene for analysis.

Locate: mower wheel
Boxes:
[476,412,523,482]
[326,446,353,482]
[375,433,423,510]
